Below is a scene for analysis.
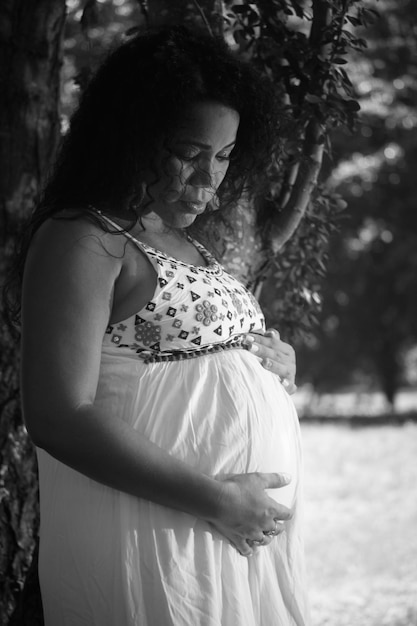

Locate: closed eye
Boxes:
[172,141,236,163]
[216,152,232,162]
[174,150,232,164]
[174,149,199,162]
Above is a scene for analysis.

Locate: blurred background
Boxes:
[295,0,417,416]
[292,2,417,621]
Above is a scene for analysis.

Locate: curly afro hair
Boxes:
[39,25,282,218]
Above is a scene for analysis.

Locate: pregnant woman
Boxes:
[17,26,310,625]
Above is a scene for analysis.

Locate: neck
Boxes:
[139,213,186,238]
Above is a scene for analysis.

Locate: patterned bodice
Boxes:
[100,214,265,362]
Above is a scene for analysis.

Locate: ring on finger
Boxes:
[263,520,279,537]
[263,358,272,370]
[263,519,283,537]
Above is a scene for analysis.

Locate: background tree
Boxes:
[296,0,417,406]
[0,0,66,622]
[0,0,368,622]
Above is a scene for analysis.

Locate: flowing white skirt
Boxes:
[38,347,310,625]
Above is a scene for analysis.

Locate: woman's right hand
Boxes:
[210,472,292,557]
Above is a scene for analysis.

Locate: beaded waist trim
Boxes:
[135,335,246,364]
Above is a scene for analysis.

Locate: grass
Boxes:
[301,422,417,626]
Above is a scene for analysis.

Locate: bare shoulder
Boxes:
[22,212,126,325]
[22,211,156,333]
[28,212,126,266]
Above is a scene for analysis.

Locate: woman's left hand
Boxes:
[243,329,297,394]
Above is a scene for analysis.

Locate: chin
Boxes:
[176,214,199,228]
[173,208,203,227]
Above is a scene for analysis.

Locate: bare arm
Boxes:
[22,218,291,556]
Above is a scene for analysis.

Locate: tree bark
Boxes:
[250,0,333,297]
[0,1,66,623]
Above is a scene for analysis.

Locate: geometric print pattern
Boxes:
[100,215,265,360]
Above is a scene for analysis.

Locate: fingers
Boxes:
[249,519,286,548]
[264,328,280,340]
[211,523,257,558]
[234,533,277,556]
[263,518,286,537]
[231,537,254,558]
[217,526,283,558]
[262,358,294,392]
[257,471,292,490]
[257,472,293,523]
[242,330,296,390]
[210,472,292,557]
[227,519,286,557]
[245,329,293,355]
[244,329,295,362]
[281,378,298,396]
[248,533,274,548]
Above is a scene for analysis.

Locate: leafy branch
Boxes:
[223,0,371,308]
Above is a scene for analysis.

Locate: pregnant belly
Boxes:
[97,347,301,508]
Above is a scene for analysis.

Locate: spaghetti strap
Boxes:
[89,206,216,269]
[90,207,150,253]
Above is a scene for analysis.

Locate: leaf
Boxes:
[333,57,348,65]
[305,94,323,104]
[355,38,368,49]
[346,15,361,27]
[338,68,352,86]
[344,99,361,111]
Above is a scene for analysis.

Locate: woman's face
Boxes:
[145,101,240,230]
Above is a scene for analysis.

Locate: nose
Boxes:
[189,159,223,190]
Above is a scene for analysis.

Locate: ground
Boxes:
[302,421,417,626]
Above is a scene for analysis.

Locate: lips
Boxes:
[180,200,207,214]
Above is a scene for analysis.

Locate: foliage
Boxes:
[261,186,345,340]
[297,0,417,402]
[225,0,365,129]
[218,0,370,343]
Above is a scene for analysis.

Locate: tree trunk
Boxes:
[0,1,66,623]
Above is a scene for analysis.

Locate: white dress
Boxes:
[37,222,310,626]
